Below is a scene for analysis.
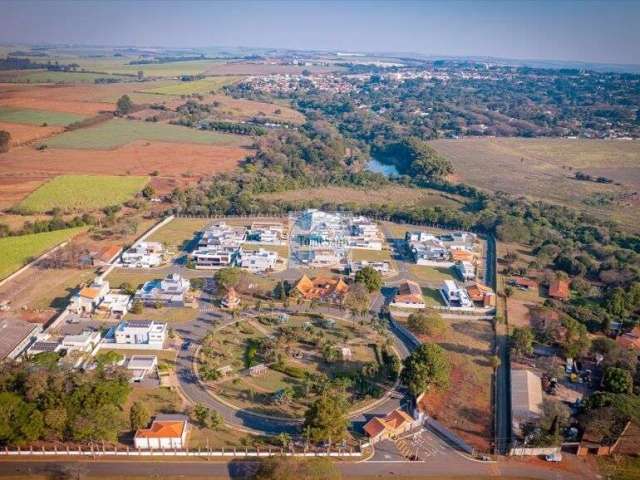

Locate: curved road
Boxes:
[174,288,414,436]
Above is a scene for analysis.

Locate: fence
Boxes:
[0,445,362,458]
[509,446,560,456]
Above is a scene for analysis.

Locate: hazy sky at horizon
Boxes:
[1,0,640,65]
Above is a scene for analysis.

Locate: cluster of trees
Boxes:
[0,57,79,72]
[0,130,10,153]
[0,359,131,446]
[198,120,267,136]
[0,213,95,238]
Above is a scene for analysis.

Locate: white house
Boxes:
[114,320,167,347]
[127,355,158,382]
[121,242,164,268]
[62,330,101,353]
[238,248,278,273]
[307,248,341,267]
[456,261,475,281]
[97,292,132,318]
[69,277,110,314]
[135,273,191,306]
[348,260,390,276]
[134,414,189,449]
[440,280,473,308]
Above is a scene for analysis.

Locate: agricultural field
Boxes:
[0,121,63,146]
[0,226,87,280]
[259,185,466,210]
[141,76,244,95]
[15,175,149,213]
[91,59,224,77]
[431,137,640,229]
[0,69,130,84]
[205,94,305,124]
[0,107,85,125]
[42,118,250,149]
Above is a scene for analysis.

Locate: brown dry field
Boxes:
[432,137,640,229]
[0,141,250,207]
[259,185,467,209]
[203,63,343,75]
[0,121,64,146]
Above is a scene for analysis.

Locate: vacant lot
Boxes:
[0,226,87,280]
[0,121,63,146]
[259,185,466,209]
[42,118,249,150]
[206,94,305,124]
[432,137,640,228]
[15,175,149,213]
[0,107,85,126]
[142,76,244,96]
[147,217,210,251]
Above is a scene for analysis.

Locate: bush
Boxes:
[271,362,305,379]
[407,311,446,336]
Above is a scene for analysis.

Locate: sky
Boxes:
[1,0,640,65]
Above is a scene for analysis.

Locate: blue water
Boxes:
[366,158,400,177]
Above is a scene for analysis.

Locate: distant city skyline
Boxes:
[1,0,640,65]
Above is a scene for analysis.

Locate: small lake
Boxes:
[366,158,400,177]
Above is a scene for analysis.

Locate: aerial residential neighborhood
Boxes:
[0,2,639,480]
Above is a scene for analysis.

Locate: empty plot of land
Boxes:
[259,185,466,209]
[209,94,305,124]
[15,175,149,213]
[0,107,85,126]
[141,76,244,96]
[42,118,250,149]
[432,137,640,227]
[0,121,63,146]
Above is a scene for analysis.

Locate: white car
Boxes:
[545,452,562,462]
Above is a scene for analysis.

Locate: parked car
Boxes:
[545,452,562,462]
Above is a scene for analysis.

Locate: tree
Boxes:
[0,130,10,153]
[193,404,210,427]
[538,398,571,442]
[354,266,382,293]
[142,184,155,199]
[130,299,143,314]
[209,410,223,430]
[116,94,133,115]
[129,401,150,432]
[303,392,349,445]
[510,327,534,357]
[254,457,341,480]
[214,267,243,290]
[407,310,446,336]
[603,367,633,394]
[400,343,450,397]
[137,70,144,80]
[561,316,591,358]
[342,282,369,318]
[277,432,291,448]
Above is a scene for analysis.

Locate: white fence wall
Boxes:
[509,446,560,456]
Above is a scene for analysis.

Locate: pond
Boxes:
[366,158,400,177]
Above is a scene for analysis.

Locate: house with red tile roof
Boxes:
[363,408,415,443]
[549,279,570,301]
[134,414,189,449]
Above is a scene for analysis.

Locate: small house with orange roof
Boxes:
[390,280,425,309]
[134,414,189,449]
[363,408,415,443]
[617,326,640,351]
[466,282,496,308]
[450,249,476,263]
[93,244,123,267]
[294,275,349,302]
[70,277,110,314]
[221,287,241,309]
[549,279,570,301]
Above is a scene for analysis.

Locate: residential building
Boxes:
[348,260,390,277]
[511,369,543,438]
[238,247,278,273]
[348,217,383,250]
[28,339,62,355]
[114,320,167,347]
[363,408,415,444]
[135,273,191,306]
[577,419,640,457]
[549,279,570,301]
[62,330,101,352]
[0,318,42,361]
[246,221,286,244]
[406,233,450,264]
[456,261,475,280]
[192,223,244,269]
[69,277,110,314]
[466,282,496,308]
[294,275,350,302]
[121,241,164,268]
[439,231,477,249]
[127,355,158,382]
[440,280,473,308]
[134,414,189,449]
[450,249,476,263]
[92,244,123,267]
[97,292,132,318]
[249,363,268,376]
[391,280,425,309]
[510,277,539,291]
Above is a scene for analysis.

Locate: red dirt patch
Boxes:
[0,121,64,146]
[0,175,49,210]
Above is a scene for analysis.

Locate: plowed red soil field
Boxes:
[0,121,64,146]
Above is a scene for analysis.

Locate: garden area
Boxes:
[198,314,399,419]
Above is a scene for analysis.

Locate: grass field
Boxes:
[141,76,244,95]
[431,137,640,228]
[42,118,248,149]
[15,175,149,213]
[350,248,392,262]
[125,306,199,324]
[0,107,85,126]
[147,217,210,251]
[0,69,129,84]
[0,226,87,280]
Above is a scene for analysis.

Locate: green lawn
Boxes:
[422,287,446,306]
[42,118,248,149]
[105,269,161,290]
[147,217,210,251]
[0,227,87,280]
[350,248,392,262]
[141,76,244,95]
[15,175,149,213]
[408,264,456,283]
[0,107,85,126]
